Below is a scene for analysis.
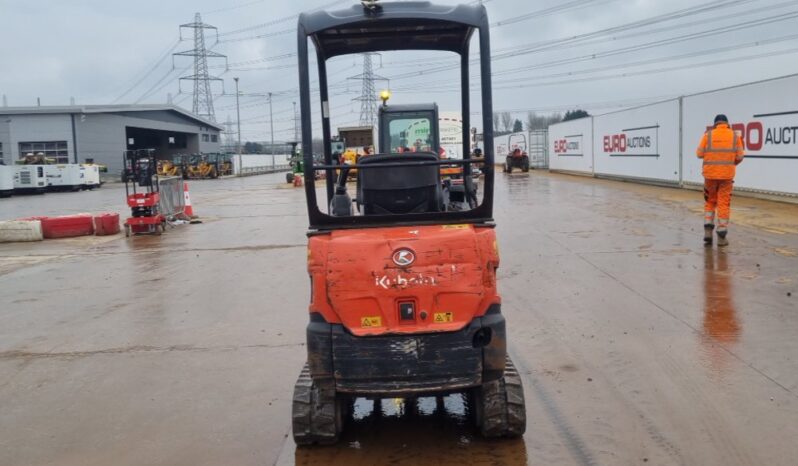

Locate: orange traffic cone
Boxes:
[183,182,196,218]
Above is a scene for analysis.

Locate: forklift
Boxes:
[291,0,526,445]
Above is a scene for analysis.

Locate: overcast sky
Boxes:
[1,0,797,141]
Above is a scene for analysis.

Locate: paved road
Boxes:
[1,172,796,465]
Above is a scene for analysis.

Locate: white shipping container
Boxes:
[592,100,681,183]
[13,165,47,193]
[494,132,529,158]
[45,164,83,191]
[682,75,798,195]
[548,117,594,174]
[0,165,14,197]
[80,164,101,189]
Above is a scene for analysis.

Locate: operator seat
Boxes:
[358,153,443,215]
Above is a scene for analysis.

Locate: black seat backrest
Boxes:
[358,153,442,215]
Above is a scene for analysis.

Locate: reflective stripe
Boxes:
[704,127,739,153]
[707,148,738,153]
[704,160,736,165]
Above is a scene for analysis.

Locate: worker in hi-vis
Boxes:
[696,114,745,246]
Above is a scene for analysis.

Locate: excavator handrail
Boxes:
[311,158,485,171]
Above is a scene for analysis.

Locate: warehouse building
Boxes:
[0,105,223,175]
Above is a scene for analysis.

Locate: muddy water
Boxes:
[286,396,527,466]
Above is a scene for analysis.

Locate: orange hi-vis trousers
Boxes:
[704,179,733,231]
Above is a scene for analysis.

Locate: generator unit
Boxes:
[45,164,83,191]
[80,164,101,190]
[0,165,13,197]
[13,165,47,194]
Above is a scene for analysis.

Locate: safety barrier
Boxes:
[238,164,291,177]
[0,220,44,242]
[157,176,186,217]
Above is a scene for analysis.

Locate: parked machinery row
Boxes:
[156,153,233,180]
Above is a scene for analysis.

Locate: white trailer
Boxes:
[80,164,101,189]
[45,164,83,191]
[13,165,47,193]
[0,165,14,197]
[439,112,464,159]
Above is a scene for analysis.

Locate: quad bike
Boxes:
[504,149,530,173]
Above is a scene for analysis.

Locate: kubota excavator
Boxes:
[291,0,526,445]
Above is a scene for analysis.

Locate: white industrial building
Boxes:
[0,105,223,175]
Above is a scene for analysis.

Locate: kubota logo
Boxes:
[392,248,415,267]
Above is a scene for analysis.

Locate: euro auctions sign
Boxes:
[553,134,583,156]
[602,125,659,157]
[706,111,798,158]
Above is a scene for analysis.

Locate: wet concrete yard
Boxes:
[1,172,797,465]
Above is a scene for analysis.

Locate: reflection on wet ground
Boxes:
[702,250,740,343]
[700,249,741,377]
[293,394,527,466]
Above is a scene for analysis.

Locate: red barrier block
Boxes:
[40,214,94,239]
[93,213,120,236]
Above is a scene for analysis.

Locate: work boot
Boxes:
[704,224,714,246]
[717,230,729,247]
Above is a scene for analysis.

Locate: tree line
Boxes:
[492,109,590,136]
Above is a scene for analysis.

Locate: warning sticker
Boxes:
[361,316,382,327]
[433,312,454,323]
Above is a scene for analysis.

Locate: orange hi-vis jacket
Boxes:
[696,123,745,180]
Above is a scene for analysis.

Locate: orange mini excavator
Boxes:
[292,1,526,444]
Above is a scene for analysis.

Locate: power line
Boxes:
[490,0,617,27]
[490,46,798,91]
[384,2,791,83]
[111,38,183,103]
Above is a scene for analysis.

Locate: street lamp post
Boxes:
[234,77,242,173]
[269,92,274,168]
[293,101,298,144]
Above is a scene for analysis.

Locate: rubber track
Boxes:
[480,356,527,437]
[291,363,339,445]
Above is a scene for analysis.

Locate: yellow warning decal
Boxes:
[442,224,470,230]
[433,312,454,323]
[360,316,382,327]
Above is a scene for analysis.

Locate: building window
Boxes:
[19,141,69,163]
[0,142,3,160]
[202,134,210,142]
[210,134,218,143]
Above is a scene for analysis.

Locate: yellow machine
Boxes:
[157,160,180,177]
[186,154,218,179]
[217,154,234,176]
[340,148,366,180]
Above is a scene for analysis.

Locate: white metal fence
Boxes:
[548,73,798,197]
